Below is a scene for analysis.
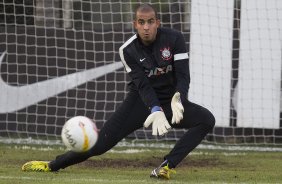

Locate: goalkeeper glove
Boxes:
[171,92,184,124]
[144,106,171,136]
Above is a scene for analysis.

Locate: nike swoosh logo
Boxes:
[140,58,146,62]
[0,51,123,113]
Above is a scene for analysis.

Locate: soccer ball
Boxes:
[61,116,98,152]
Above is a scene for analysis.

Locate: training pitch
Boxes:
[0,143,282,184]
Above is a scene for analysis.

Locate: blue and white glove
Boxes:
[171,92,184,124]
[144,106,171,136]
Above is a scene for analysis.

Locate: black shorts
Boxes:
[92,89,215,155]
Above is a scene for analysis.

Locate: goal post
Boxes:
[0,0,281,146]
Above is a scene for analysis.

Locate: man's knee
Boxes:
[205,110,215,131]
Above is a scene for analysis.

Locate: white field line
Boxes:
[1,137,282,152]
[0,145,260,157]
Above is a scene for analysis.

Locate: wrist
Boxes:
[174,92,183,103]
[151,106,162,113]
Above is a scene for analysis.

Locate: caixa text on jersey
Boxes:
[145,64,172,77]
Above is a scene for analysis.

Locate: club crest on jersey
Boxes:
[160,47,172,61]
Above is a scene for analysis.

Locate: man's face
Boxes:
[134,10,160,46]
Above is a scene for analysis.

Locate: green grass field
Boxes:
[0,143,282,184]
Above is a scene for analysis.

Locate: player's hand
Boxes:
[144,107,171,136]
[171,92,184,124]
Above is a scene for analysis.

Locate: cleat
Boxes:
[150,164,176,180]
[22,161,51,172]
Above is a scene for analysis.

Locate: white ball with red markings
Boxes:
[61,116,98,152]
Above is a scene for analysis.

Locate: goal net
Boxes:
[0,0,281,146]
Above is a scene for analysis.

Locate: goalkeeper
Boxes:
[22,3,215,180]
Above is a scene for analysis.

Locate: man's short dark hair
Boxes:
[133,3,159,20]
